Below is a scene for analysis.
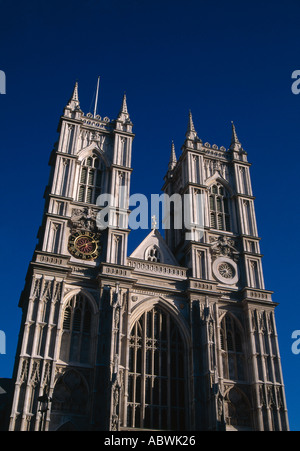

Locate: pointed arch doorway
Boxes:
[126,305,188,430]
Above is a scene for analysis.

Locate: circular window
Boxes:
[218,262,235,279]
[212,257,239,285]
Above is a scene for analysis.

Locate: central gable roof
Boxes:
[129,229,179,266]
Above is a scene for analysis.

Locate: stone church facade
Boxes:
[8,83,289,431]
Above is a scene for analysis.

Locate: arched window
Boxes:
[127,306,186,430]
[60,293,93,364]
[224,387,252,430]
[145,246,161,263]
[209,183,231,231]
[78,155,103,204]
[220,314,245,381]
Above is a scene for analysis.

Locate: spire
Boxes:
[229,121,243,151]
[186,110,198,140]
[168,140,177,171]
[117,92,130,121]
[121,92,128,114]
[71,81,79,102]
[66,81,80,111]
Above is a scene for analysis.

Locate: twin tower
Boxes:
[8,82,289,431]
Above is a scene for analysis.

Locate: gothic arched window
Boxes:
[220,314,245,381]
[127,306,186,430]
[145,246,161,263]
[78,155,103,204]
[60,293,93,365]
[224,387,252,430]
[209,183,231,231]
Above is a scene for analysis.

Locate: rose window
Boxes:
[218,262,234,279]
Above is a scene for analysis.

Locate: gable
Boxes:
[129,229,179,266]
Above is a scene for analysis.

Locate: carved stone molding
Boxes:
[209,235,239,262]
[69,207,98,233]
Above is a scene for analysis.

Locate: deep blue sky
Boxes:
[1,0,300,430]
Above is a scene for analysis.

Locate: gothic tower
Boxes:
[8,84,289,431]
[8,82,134,431]
[162,113,289,431]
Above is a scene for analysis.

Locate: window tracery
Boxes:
[60,293,93,364]
[78,155,103,204]
[220,314,245,381]
[209,183,231,231]
[127,306,186,430]
[145,246,161,263]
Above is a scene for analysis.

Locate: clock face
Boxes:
[68,231,100,260]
